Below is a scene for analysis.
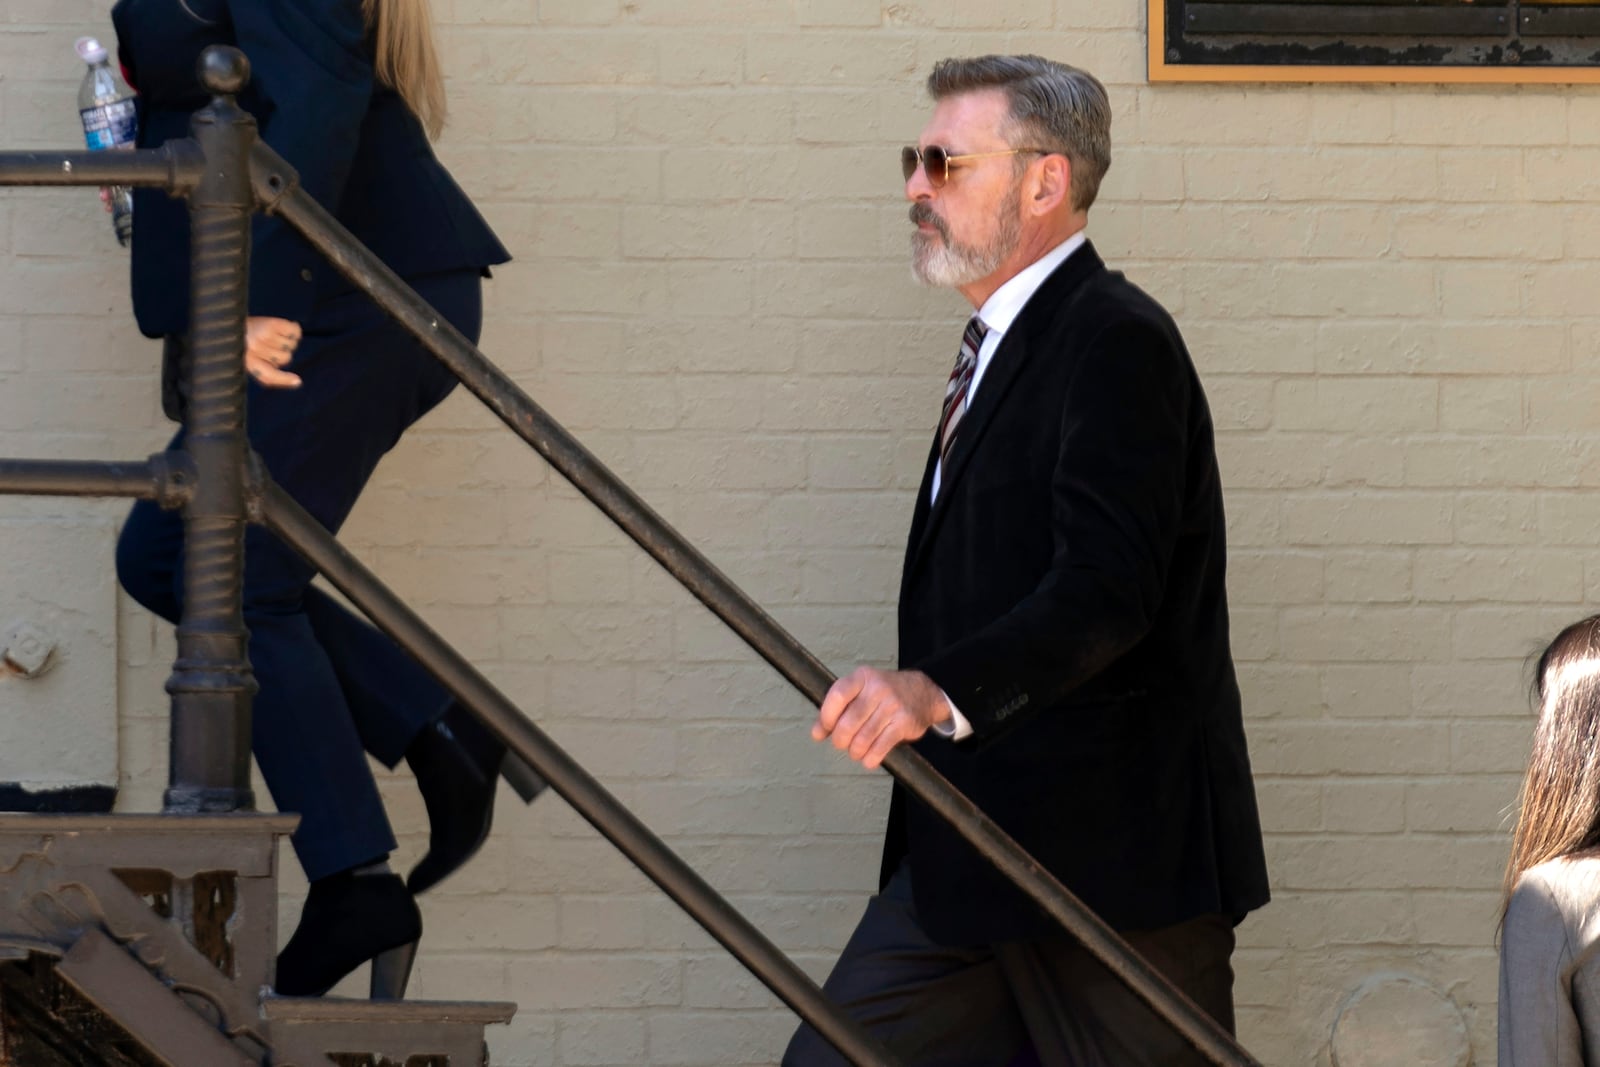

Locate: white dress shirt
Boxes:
[929,231,1088,742]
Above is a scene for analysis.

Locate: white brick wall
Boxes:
[7,0,1597,1062]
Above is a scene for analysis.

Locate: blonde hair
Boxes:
[363,0,447,139]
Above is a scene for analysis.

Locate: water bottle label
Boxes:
[80,99,137,151]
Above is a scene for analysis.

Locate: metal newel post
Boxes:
[164,46,258,814]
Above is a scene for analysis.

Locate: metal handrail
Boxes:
[0,43,1265,1067]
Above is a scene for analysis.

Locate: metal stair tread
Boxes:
[0,812,300,835]
[263,995,517,1026]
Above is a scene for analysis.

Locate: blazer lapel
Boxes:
[902,242,1106,584]
[900,435,942,592]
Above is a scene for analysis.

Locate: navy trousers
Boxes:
[117,270,482,881]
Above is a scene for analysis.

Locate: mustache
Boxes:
[909,202,949,240]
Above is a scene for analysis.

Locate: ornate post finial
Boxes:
[197,45,250,97]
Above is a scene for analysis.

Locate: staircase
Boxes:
[0,814,514,1066]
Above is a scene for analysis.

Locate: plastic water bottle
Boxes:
[75,36,136,247]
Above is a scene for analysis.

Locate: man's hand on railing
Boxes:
[812,666,951,770]
[246,316,303,389]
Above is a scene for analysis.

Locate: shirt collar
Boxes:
[974,230,1088,338]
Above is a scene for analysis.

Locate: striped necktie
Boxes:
[938,316,988,465]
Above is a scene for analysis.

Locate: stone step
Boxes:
[263,995,517,1067]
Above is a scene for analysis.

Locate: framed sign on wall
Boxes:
[1149,0,1600,83]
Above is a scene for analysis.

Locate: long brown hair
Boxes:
[1503,614,1600,913]
[362,0,446,139]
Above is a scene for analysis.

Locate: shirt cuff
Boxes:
[929,690,975,742]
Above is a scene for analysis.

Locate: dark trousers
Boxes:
[783,864,1237,1067]
[116,270,481,881]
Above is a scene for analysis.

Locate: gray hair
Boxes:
[926,54,1112,213]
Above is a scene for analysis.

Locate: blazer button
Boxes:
[300,268,313,282]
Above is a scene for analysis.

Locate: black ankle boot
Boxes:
[275,871,421,999]
[405,704,506,895]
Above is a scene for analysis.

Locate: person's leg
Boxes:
[111,413,401,877]
[240,509,395,879]
[109,413,395,883]
[245,273,486,994]
[238,270,480,877]
[115,430,187,623]
[114,440,421,874]
[997,912,1237,1067]
[781,864,1030,1067]
[287,270,480,762]
[302,587,449,768]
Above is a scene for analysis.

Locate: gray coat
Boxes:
[1501,854,1600,1066]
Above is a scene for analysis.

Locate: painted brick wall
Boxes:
[5,0,1594,1062]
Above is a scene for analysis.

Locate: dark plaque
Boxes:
[1151,0,1600,81]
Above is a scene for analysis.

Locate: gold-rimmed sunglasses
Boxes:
[901,145,1050,188]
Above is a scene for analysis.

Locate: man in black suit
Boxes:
[782,55,1269,1066]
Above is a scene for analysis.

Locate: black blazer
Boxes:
[884,241,1270,946]
[110,0,509,338]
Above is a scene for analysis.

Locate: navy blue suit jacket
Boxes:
[111,0,509,338]
[884,242,1270,945]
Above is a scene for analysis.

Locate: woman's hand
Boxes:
[246,316,303,388]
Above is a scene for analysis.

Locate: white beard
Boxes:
[909,186,1022,289]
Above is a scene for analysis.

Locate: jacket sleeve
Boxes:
[228,0,373,323]
[1499,874,1580,1066]
[914,316,1191,739]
